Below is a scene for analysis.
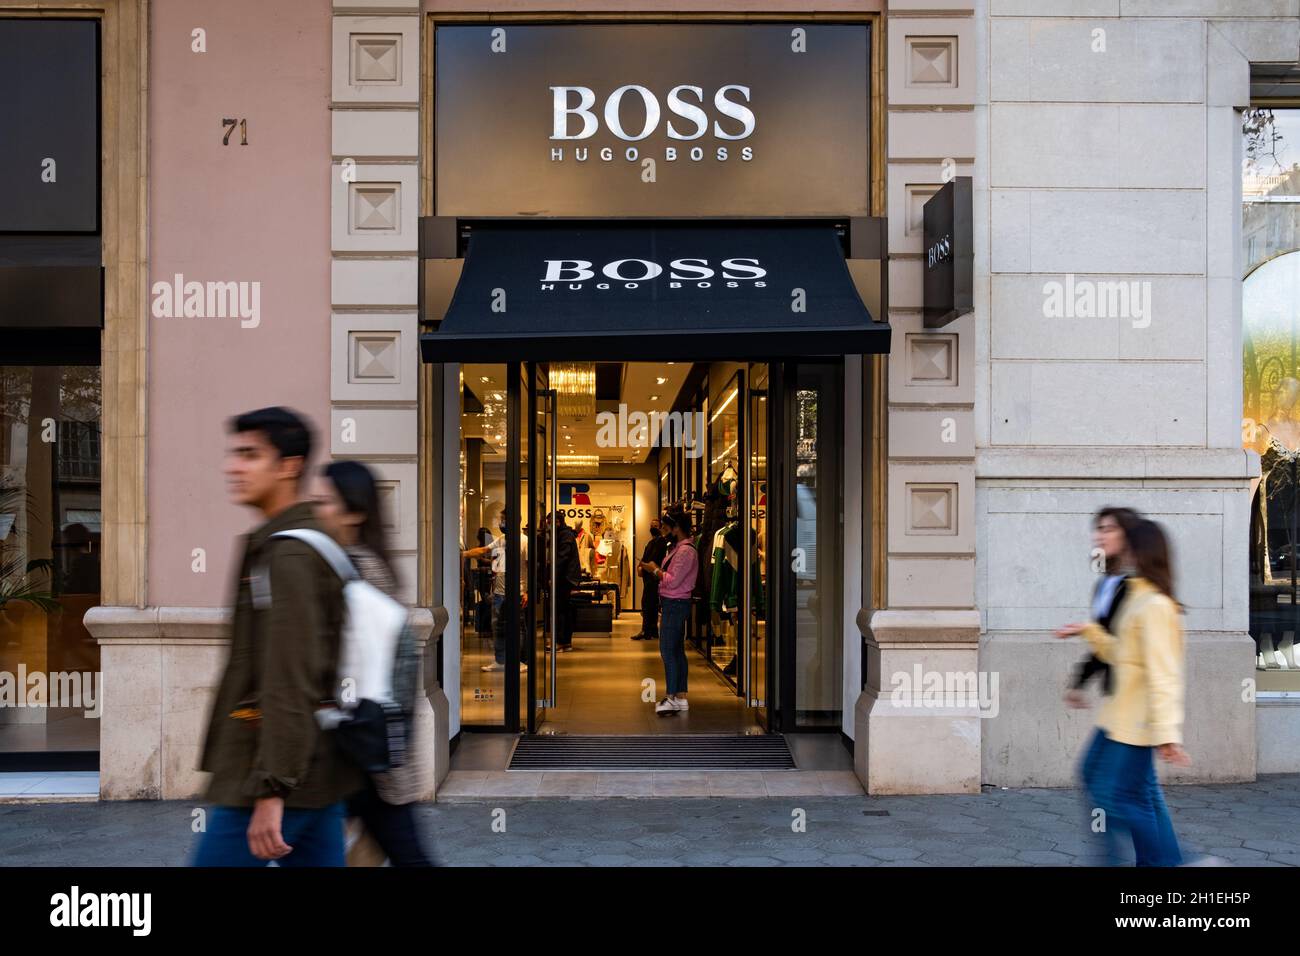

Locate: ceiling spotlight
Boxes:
[655,377,668,385]
[491,392,504,401]
[649,395,660,401]
[479,376,492,383]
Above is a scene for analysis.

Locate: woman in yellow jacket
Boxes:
[1056,518,1190,866]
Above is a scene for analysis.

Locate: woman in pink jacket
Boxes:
[646,510,699,714]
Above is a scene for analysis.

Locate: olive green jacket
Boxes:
[199,502,364,808]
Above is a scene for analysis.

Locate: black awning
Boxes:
[420,223,889,362]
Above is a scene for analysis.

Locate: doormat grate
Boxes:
[508,735,796,771]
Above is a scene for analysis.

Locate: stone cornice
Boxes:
[863,609,982,644]
[84,605,447,643]
[976,448,1260,481]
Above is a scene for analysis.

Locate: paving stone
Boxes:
[489,854,546,866]
[917,853,980,866]
[1017,849,1075,865]
[1,776,1298,867]
[865,846,922,861]
[819,853,882,866]
[1243,839,1300,856]
[767,847,827,863]
[1206,845,1270,861]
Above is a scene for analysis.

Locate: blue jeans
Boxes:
[492,593,506,664]
[659,598,691,696]
[1079,728,1182,867]
[192,802,346,867]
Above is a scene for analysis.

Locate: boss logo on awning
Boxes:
[549,84,756,164]
[540,258,768,291]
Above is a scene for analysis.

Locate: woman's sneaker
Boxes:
[655,697,678,715]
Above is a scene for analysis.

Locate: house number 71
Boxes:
[221,118,248,146]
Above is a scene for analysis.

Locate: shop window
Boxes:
[707,370,742,677]
[0,366,103,754]
[1243,107,1300,692]
[458,363,510,725]
[794,364,843,727]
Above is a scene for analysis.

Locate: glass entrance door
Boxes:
[748,363,771,727]
[493,357,844,736]
[526,364,557,730]
[790,361,844,729]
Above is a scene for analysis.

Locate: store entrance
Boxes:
[456,359,843,736]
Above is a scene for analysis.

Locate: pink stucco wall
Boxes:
[147,0,332,607]
[425,1,882,10]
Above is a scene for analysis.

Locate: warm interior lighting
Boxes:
[556,453,600,474]
[551,363,596,419]
[709,388,739,424]
[712,439,738,467]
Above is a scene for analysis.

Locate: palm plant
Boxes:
[0,485,58,614]
[0,555,58,613]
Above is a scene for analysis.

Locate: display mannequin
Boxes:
[1253,376,1300,669]
[573,520,592,575]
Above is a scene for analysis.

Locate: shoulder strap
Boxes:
[271,528,359,582]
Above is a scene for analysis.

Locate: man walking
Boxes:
[193,407,363,866]
[551,511,582,651]
[632,518,668,641]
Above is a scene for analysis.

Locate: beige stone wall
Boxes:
[977,0,1299,785]
[857,0,983,795]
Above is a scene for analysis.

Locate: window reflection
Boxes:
[459,363,509,725]
[1243,108,1300,689]
[0,365,103,755]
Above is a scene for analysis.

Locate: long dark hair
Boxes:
[322,460,393,572]
[1127,518,1176,603]
[1095,506,1141,573]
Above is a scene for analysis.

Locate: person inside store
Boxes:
[632,516,668,641]
[645,510,699,714]
[547,510,583,652]
[463,509,528,673]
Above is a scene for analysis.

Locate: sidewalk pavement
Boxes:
[1,775,1297,867]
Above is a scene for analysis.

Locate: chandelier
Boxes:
[551,363,596,420]
[555,453,600,475]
